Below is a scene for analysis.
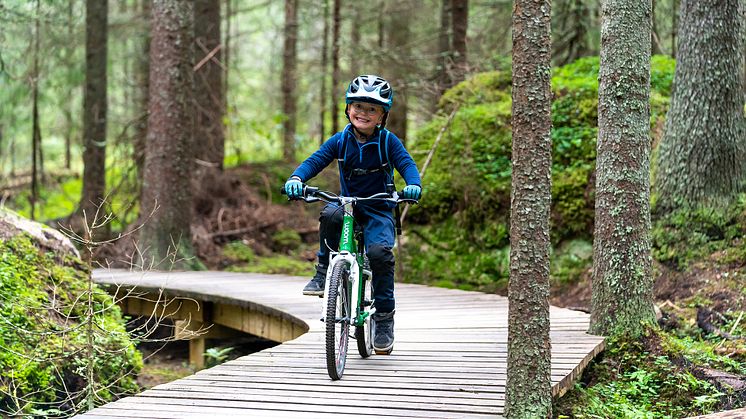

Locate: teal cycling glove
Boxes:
[285,178,303,198]
[402,185,422,200]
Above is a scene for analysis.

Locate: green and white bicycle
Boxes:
[284,185,416,380]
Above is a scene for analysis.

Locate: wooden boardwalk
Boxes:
[79,269,605,418]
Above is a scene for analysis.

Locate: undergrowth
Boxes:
[554,328,745,418]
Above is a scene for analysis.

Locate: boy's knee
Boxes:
[368,244,394,271]
[319,205,343,226]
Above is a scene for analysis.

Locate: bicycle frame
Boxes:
[321,199,374,327]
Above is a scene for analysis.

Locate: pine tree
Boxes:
[654,0,745,211]
[589,0,655,338]
[281,0,298,162]
[505,0,553,416]
[79,0,108,226]
[139,0,200,270]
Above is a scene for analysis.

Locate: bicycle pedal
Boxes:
[374,349,393,356]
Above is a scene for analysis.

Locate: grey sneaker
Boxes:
[373,311,395,354]
[302,264,326,296]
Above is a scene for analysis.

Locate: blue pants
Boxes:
[317,203,396,313]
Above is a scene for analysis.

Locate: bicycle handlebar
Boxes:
[280,185,418,205]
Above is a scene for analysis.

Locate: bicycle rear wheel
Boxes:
[325,260,351,380]
[355,274,374,358]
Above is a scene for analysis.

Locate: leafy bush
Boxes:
[403,55,676,290]
[0,236,142,416]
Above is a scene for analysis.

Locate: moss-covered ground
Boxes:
[0,235,142,417]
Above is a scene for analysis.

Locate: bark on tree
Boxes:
[64,0,74,170]
[349,3,361,77]
[139,0,200,270]
[320,0,329,145]
[194,0,225,169]
[450,0,468,86]
[651,0,662,54]
[134,0,151,182]
[589,0,655,338]
[281,0,298,162]
[654,0,745,211]
[385,2,410,143]
[671,0,678,57]
[30,0,42,221]
[506,0,552,417]
[331,0,341,134]
[552,0,592,65]
[80,0,108,224]
[436,0,452,98]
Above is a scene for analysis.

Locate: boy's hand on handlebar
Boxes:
[285,178,303,199]
[402,185,422,200]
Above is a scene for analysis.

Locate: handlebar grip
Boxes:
[280,187,287,195]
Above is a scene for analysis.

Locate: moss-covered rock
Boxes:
[0,212,141,416]
[403,55,676,290]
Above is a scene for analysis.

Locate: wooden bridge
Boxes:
[79,269,605,418]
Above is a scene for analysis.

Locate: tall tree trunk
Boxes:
[30,0,42,220]
[139,0,199,270]
[80,0,109,226]
[654,0,745,211]
[450,0,468,85]
[9,114,16,177]
[385,2,410,143]
[349,3,360,76]
[134,0,151,183]
[651,0,662,54]
[589,0,655,338]
[224,0,232,96]
[552,0,592,65]
[194,0,225,169]
[436,0,451,99]
[320,0,329,145]
[506,0,552,416]
[377,0,385,49]
[281,0,298,162]
[671,0,678,57]
[64,0,74,170]
[331,0,341,134]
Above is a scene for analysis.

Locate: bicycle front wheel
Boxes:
[355,274,374,358]
[325,260,351,380]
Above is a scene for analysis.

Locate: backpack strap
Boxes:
[337,126,351,190]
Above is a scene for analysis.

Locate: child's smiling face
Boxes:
[349,102,385,135]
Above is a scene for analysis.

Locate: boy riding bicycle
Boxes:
[284,75,422,353]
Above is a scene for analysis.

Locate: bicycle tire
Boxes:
[355,274,374,358]
[325,260,350,380]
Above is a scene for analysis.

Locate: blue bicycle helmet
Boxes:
[345,75,394,111]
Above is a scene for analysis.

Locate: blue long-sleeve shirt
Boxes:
[291,124,421,199]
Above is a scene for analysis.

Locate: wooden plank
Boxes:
[86,269,604,418]
[140,388,506,412]
[101,397,501,418]
[157,378,505,399]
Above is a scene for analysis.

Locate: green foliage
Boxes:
[204,346,234,369]
[404,56,676,291]
[271,229,302,252]
[652,194,746,269]
[551,239,593,286]
[223,241,257,263]
[223,241,313,276]
[0,236,142,415]
[555,330,734,418]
